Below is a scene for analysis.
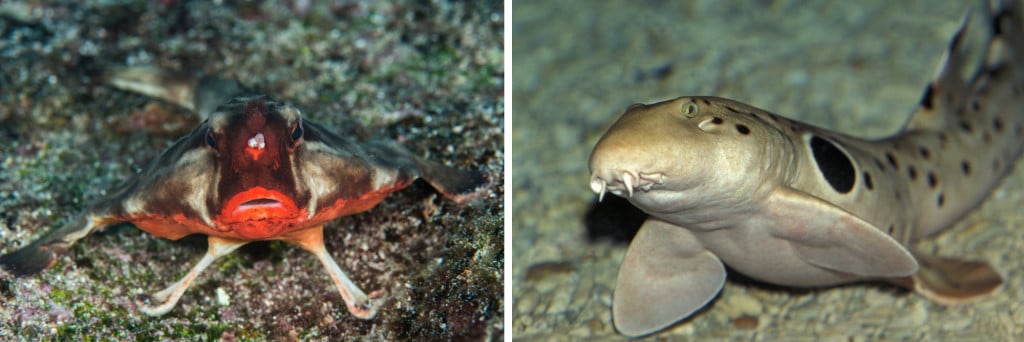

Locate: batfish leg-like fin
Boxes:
[139,236,246,316]
[0,214,119,276]
[899,250,1003,305]
[612,219,725,337]
[764,188,918,277]
[281,225,385,319]
[105,67,247,118]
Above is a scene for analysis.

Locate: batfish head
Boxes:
[205,95,309,239]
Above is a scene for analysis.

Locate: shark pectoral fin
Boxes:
[613,219,725,337]
[906,250,1003,305]
[764,188,918,277]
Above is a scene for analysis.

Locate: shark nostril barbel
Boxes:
[640,172,665,184]
[590,178,608,202]
[590,178,604,193]
[622,172,635,197]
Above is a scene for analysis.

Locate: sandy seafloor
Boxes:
[0,1,503,340]
[512,0,1024,340]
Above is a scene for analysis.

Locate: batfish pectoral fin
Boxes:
[612,218,725,337]
[898,250,1003,305]
[764,187,918,278]
[415,159,488,202]
[0,213,118,276]
[356,139,487,203]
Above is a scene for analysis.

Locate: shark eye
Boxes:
[205,130,218,149]
[681,101,699,118]
[290,122,303,142]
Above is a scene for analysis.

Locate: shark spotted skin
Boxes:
[0,68,486,318]
[589,0,1024,337]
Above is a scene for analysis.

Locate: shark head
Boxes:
[589,97,794,218]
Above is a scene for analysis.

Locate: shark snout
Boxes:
[589,170,665,201]
[589,110,671,202]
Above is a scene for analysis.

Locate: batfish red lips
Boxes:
[219,187,300,239]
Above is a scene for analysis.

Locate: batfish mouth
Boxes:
[238,198,283,210]
[221,187,299,222]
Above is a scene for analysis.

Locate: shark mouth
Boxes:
[589,171,665,201]
[220,187,299,223]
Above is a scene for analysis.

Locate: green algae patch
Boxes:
[48,288,74,303]
[392,212,503,340]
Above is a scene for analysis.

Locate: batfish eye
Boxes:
[205,130,217,149]
[681,101,699,118]
[290,122,303,141]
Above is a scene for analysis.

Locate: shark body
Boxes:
[589,1,1024,337]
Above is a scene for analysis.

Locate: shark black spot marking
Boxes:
[993,118,1004,133]
[987,65,1005,79]
[886,152,899,170]
[887,224,894,234]
[700,98,711,106]
[949,23,966,52]
[982,131,992,143]
[918,147,930,159]
[937,193,945,207]
[959,120,973,133]
[724,106,740,114]
[927,172,937,188]
[873,157,886,171]
[711,117,724,124]
[908,165,917,180]
[863,171,874,190]
[994,7,1010,36]
[961,160,971,175]
[736,124,751,135]
[920,84,935,110]
[809,136,855,194]
[971,100,981,111]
